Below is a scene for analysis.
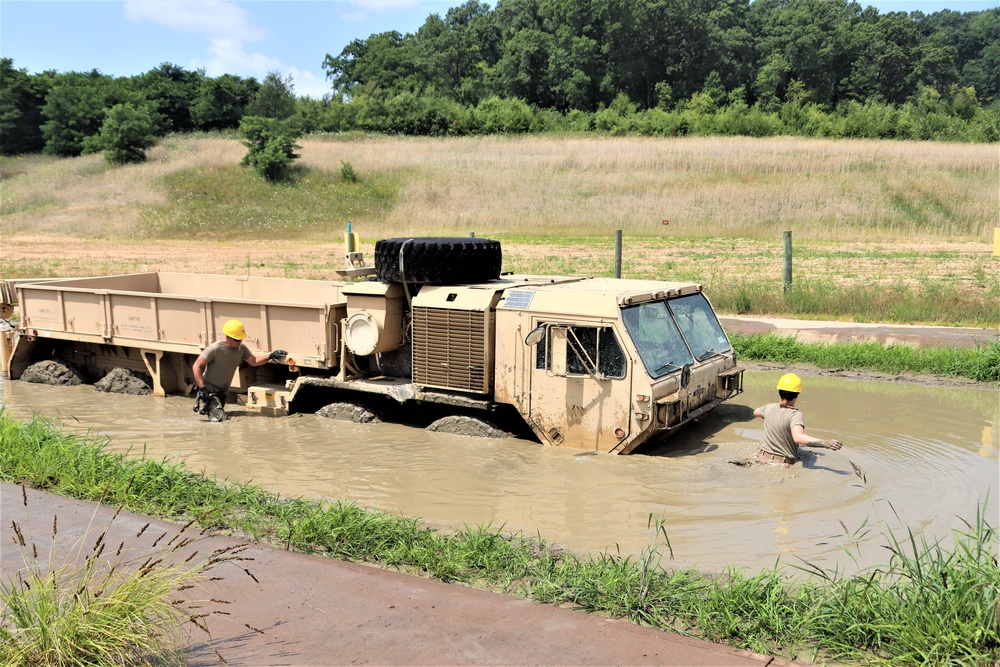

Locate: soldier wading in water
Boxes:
[753,373,843,467]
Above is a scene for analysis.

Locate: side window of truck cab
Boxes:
[535,324,626,379]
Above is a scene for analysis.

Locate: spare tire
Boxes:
[374,237,502,285]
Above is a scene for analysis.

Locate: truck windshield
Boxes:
[622,293,732,379]
[621,301,694,379]
[668,293,732,362]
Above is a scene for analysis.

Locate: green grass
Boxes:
[3,413,998,665]
[497,235,1000,327]
[731,333,1000,383]
[1,480,250,666]
[141,164,400,239]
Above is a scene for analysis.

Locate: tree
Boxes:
[133,63,201,133]
[846,12,920,104]
[246,71,297,120]
[40,72,109,156]
[191,74,259,131]
[323,31,423,97]
[0,58,52,155]
[86,102,157,164]
[238,115,301,182]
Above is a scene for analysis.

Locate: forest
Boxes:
[2,0,998,157]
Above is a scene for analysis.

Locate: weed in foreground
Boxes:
[0,482,257,666]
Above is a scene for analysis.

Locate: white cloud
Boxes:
[124,0,264,41]
[126,0,330,98]
[195,37,329,98]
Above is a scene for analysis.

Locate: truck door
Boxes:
[528,324,631,452]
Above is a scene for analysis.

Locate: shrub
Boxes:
[237,115,301,182]
[473,96,535,134]
[88,102,157,164]
[340,160,357,182]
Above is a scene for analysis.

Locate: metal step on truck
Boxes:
[0,237,743,454]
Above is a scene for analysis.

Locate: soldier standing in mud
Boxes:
[753,373,843,467]
[192,319,285,408]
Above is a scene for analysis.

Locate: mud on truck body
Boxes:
[0,238,743,454]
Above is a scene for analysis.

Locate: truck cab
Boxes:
[494,277,743,454]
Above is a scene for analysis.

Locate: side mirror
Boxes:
[525,325,546,346]
[681,363,691,389]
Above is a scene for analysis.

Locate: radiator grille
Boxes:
[412,307,489,393]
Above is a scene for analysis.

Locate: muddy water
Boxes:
[2,372,997,576]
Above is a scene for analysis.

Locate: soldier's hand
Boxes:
[826,439,843,451]
[268,349,287,362]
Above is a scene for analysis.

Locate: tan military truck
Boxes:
[0,237,743,454]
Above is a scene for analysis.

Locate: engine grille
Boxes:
[412,307,489,393]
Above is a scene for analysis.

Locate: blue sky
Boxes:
[1,0,997,99]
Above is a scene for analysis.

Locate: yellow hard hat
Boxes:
[776,373,802,393]
[222,319,247,340]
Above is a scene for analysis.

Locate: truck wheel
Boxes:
[426,415,508,439]
[374,238,502,284]
[316,402,381,424]
[21,359,88,386]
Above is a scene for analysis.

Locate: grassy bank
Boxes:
[732,333,1000,383]
[2,413,998,666]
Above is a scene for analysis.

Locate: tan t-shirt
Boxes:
[200,339,251,393]
[757,402,805,460]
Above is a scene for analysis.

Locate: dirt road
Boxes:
[721,316,999,349]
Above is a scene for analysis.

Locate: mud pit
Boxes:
[2,370,996,577]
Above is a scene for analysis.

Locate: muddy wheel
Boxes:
[207,396,227,422]
[426,415,508,439]
[316,402,381,424]
[374,237,502,284]
[21,359,87,386]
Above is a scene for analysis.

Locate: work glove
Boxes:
[197,387,213,401]
[268,349,287,362]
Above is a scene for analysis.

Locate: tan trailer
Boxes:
[1,238,743,454]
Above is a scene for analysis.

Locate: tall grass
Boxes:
[732,333,1000,382]
[3,135,996,241]
[2,412,997,665]
[1,480,251,666]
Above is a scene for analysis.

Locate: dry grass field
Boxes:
[2,133,997,324]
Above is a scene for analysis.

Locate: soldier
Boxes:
[192,319,285,409]
[753,373,842,467]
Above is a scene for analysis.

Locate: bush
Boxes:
[88,102,157,164]
[473,96,536,134]
[237,115,301,182]
[340,160,357,182]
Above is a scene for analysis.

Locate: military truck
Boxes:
[0,237,743,454]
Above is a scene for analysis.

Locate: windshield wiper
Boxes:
[698,348,718,361]
[655,360,682,373]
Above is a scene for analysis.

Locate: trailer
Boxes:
[1,238,743,454]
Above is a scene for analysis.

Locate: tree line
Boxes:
[326,0,999,112]
[1,0,997,161]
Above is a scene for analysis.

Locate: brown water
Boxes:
[3,372,997,576]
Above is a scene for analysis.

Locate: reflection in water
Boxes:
[2,372,997,576]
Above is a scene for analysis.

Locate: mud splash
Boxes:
[2,372,996,576]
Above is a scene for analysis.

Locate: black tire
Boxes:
[374,238,502,285]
